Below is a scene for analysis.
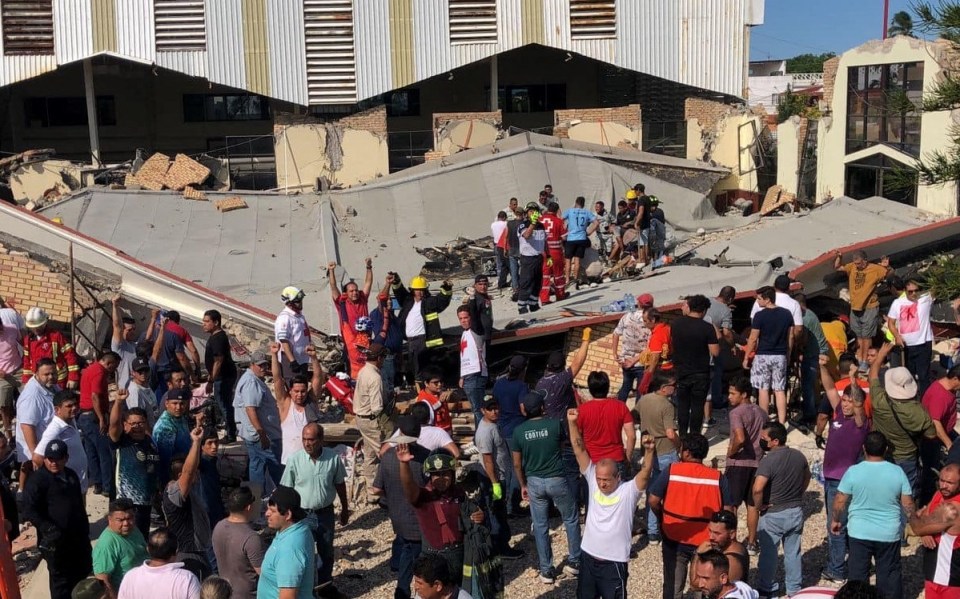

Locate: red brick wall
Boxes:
[274,105,388,135]
[685,98,736,133]
[553,104,641,138]
[562,321,623,389]
[0,243,76,323]
[822,56,840,107]
[433,110,502,128]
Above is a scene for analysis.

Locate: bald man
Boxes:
[280,423,350,598]
[568,408,655,598]
[911,463,960,599]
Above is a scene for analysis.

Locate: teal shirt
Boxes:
[153,411,191,482]
[92,527,149,590]
[838,460,912,542]
[257,520,316,599]
[280,448,346,510]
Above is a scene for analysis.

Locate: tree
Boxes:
[785,52,836,74]
[888,11,916,37]
[776,87,808,123]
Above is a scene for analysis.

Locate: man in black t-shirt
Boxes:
[632,183,653,264]
[670,295,720,436]
[744,287,795,425]
[202,309,237,440]
[108,394,160,538]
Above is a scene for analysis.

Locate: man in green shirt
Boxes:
[868,342,936,499]
[511,390,581,585]
[280,423,349,599]
[92,498,149,597]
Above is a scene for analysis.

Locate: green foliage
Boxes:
[777,88,807,123]
[918,253,960,300]
[888,11,916,36]
[785,52,837,74]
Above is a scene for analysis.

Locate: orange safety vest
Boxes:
[662,461,722,546]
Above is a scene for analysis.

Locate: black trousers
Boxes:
[518,254,543,308]
[676,372,710,436]
[578,552,628,599]
[662,538,697,599]
[48,542,92,599]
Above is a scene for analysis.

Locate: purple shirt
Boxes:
[727,403,767,468]
[823,410,870,480]
[536,368,576,421]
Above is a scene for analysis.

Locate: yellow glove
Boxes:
[583,327,592,341]
[546,257,554,268]
[492,482,503,500]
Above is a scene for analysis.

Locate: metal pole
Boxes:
[68,242,76,345]
[490,56,498,111]
[82,58,101,166]
[882,0,890,39]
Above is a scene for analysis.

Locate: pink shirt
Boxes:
[923,380,958,432]
[0,308,24,374]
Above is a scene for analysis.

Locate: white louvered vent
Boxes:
[449,0,497,44]
[154,0,206,52]
[304,0,357,104]
[570,0,616,39]
[1,0,54,55]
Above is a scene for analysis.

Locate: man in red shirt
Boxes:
[22,307,79,388]
[539,202,567,304]
[576,371,636,474]
[922,366,960,503]
[910,463,960,599]
[327,258,374,376]
[78,351,120,496]
[163,311,200,380]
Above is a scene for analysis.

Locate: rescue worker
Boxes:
[21,307,79,389]
[539,202,567,305]
[275,286,312,379]
[327,258,373,380]
[649,433,734,599]
[393,276,453,383]
[517,202,547,314]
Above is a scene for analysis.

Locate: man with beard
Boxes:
[910,463,960,599]
[269,343,324,465]
[694,549,758,599]
[692,510,749,584]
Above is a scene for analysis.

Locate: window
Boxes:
[385,89,420,117]
[570,0,616,39]
[2,0,54,55]
[304,0,357,104]
[846,62,923,157]
[449,0,497,44]
[154,0,206,51]
[24,96,116,128]
[485,84,567,113]
[845,154,916,206]
[183,94,271,122]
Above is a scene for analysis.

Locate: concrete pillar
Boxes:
[489,56,498,110]
[83,59,101,165]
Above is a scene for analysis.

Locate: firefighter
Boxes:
[21,308,79,389]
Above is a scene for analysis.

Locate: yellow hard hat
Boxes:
[410,276,429,290]
[625,189,638,200]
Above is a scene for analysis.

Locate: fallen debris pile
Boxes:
[126,152,212,194]
[416,237,496,280]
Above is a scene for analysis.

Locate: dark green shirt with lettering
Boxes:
[512,417,565,479]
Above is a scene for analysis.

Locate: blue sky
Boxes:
[751,0,916,61]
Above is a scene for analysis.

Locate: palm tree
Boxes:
[888,11,916,37]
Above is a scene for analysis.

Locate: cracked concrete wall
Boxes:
[685,98,761,196]
[554,105,642,148]
[433,111,502,155]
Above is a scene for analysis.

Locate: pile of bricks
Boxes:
[214,196,247,213]
[126,152,211,193]
[182,186,207,201]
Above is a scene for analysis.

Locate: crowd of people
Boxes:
[0,182,959,599]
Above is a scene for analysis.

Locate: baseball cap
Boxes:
[545,351,565,371]
[636,293,655,308]
[474,274,489,284]
[72,577,107,599]
[393,415,421,445]
[268,485,306,518]
[44,439,68,460]
[250,350,270,366]
[164,388,191,403]
[884,367,918,400]
[131,357,151,372]
[509,355,528,370]
[482,398,499,410]
[521,389,547,413]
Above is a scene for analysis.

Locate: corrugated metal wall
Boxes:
[0,0,759,104]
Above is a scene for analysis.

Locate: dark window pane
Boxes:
[24,97,47,127]
[183,94,205,122]
[96,96,116,126]
[906,62,924,91]
[546,84,567,110]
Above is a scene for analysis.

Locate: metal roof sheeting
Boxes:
[0,0,763,103]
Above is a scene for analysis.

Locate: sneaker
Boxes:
[648,534,662,545]
[563,562,580,577]
[499,547,524,560]
[821,572,846,586]
[539,568,556,584]
[518,306,529,315]
[747,542,760,556]
[461,442,480,456]
[529,304,540,313]
[510,291,519,302]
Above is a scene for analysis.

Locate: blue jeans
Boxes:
[309,505,336,585]
[823,478,847,578]
[757,506,804,596]
[78,412,114,494]
[561,447,585,509]
[710,363,727,410]
[462,373,487,426]
[505,435,522,515]
[800,355,818,421]
[617,366,644,401]
[527,476,582,576]
[897,458,920,536]
[381,354,396,402]
[647,451,678,536]
[390,536,422,599]
[213,378,237,438]
[508,255,520,291]
[244,439,284,493]
[495,247,509,289]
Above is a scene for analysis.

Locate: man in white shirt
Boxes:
[749,275,803,340]
[34,388,89,493]
[458,306,488,425]
[126,358,159,430]
[110,296,138,391]
[887,278,935,394]
[382,402,459,457]
[567,408,656,598]
[0,301,25,440]
[492,211,510,290]
[16,358,58,476]
[275,286,312,379]
[118,527,200,599]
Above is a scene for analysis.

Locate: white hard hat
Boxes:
[25,307,49,329]
[280,286,305,304]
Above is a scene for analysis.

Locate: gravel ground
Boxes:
[331,416,931,599]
